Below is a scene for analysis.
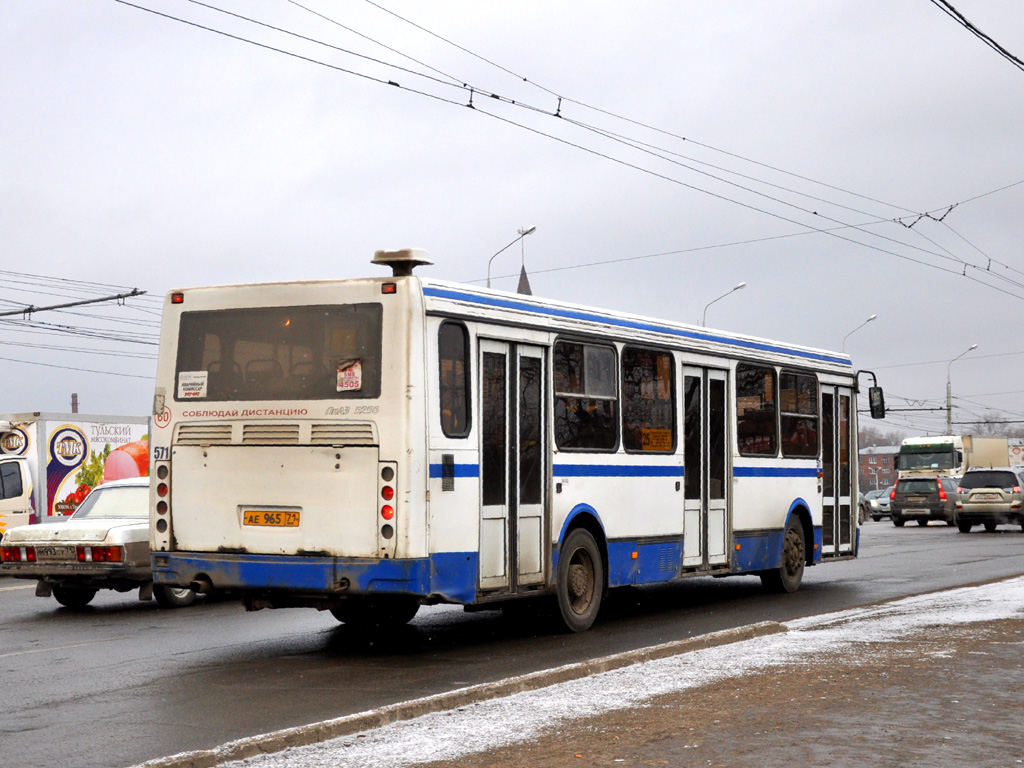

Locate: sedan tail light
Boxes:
[76,546,124,563]
[0,545,36,563]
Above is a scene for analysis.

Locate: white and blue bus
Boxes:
[149,249,881,631]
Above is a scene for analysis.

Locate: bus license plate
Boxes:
[242,510,300,528]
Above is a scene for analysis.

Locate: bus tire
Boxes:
[154,584,197,608]
[555,528,604,633]
[53,586,97,609]
[330,596,419,629]
[760,518,805,594]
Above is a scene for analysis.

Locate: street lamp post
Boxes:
[842,314,877,352]
[701,282,746,327]
[946,343,978,433]
[486,226,536,288]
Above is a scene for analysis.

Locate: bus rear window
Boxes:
[174,304,383,401]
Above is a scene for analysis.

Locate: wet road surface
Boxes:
[1,521,1022,767]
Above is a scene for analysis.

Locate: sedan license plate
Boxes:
[34,545,76,561]
[242,509,300,528]
[976,493,999,501]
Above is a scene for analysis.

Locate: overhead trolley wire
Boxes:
[352,1,1024,293]
[929,0,1024,74]
[0,354,153,380]
[114,0,1024,302]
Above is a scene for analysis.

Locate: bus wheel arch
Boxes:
[555,509,608,632]
[760,507,810,594]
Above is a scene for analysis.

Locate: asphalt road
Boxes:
[2,521,1023,768]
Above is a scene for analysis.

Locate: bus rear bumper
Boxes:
[151,551,478,604]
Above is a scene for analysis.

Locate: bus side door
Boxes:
[821,385,855,555]
[682,366,730,569]
[479,340,547,592]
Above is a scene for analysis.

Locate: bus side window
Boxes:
[736,364,777,457]
[439,322,471,437]
[622,346,675,453]
[553,340,618,451]
[779,371,819,458]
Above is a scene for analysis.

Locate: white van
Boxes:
[0,456,33,534]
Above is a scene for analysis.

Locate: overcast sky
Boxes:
[2,1,1022,437]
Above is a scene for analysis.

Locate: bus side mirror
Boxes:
[868,387,885,419]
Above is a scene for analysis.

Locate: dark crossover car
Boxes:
[0,478,195,608]
[890,476,959,527]
[955,467,1024,533]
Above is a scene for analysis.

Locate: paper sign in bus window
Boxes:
[178,371,208,399]
[337,360,363,391]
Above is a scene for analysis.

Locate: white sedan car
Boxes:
[0,478,195,609]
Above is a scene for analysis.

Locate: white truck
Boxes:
[0,413,149,533]
[896,435,1014,480]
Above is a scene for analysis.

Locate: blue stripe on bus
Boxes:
[553,464,683,477]
[428,463,480,478]
[153,551,480,604]
[733,466,820,478]
[423,286,851,366]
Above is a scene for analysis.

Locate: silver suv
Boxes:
[955,467,1024,533]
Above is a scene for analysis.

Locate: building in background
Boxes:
[859,445,898,491]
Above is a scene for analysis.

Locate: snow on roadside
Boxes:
[226,578,1024,768]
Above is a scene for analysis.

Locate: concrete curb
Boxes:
[134,620,787,768]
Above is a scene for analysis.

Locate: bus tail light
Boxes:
[378,462,398,555]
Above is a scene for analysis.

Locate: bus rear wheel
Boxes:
[556,528,604,633]
[154,584,197,608]
[330,596,419,629]
[761,518,805,594]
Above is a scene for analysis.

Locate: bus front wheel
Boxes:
[760,518,805,594]
[556,528,604,633]
[330,596,419,629]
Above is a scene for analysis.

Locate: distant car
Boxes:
[955,467,1024,533]
[0,478,195,609]
[860,488,891,521]
[890,476,958,527]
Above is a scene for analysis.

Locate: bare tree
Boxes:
[858,425,905,449]
[962,410,1024,438]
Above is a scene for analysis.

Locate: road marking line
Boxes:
[0,638,118,660]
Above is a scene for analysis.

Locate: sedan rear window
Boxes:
[959,471,1020,490]
[72,486,149,520]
